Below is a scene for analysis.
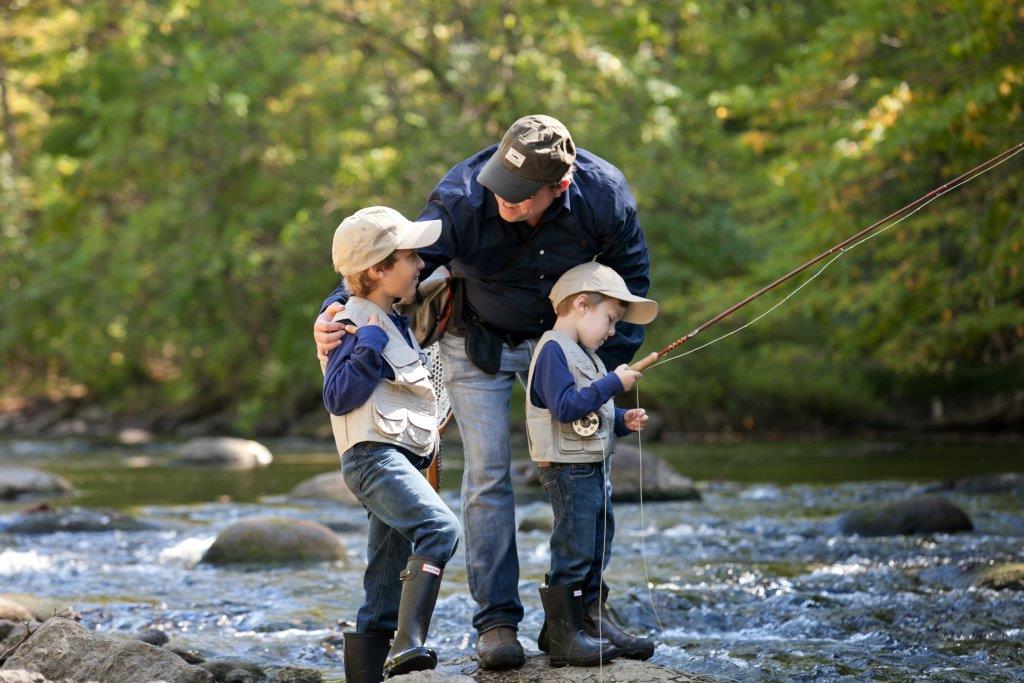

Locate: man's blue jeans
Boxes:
[537,461,614,609]
[341,441,462,633]
[439,332,535,633]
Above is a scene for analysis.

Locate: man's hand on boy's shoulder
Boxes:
[315,301,353,363]
[623,408,649,432]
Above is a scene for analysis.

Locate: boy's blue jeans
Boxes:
[341,441,461,633]
[537,460,614,609]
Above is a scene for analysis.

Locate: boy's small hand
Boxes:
[624,408,649,432]
[613,364,642,391]
[366,314,385,330]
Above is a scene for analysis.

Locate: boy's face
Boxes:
[577,298,627,351]
[376,249,424,300]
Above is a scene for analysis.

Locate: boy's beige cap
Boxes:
[549,262,658,324]
[332,206,441,276]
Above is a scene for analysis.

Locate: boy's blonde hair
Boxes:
[555,291,615,316]
[344,252,399,297]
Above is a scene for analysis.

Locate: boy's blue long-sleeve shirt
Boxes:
[529,340,631,438]
[323,313,415,416]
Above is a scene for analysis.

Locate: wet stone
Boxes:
[288,471,359,505]
[973,563,1024,591]
[200,517,346,566]
[173,437,273,469]
[836,495,973,537]
[3,507,159,535]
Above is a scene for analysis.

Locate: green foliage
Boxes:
[2,0,1021,430]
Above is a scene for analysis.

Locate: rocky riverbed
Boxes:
[0,437,1022,681]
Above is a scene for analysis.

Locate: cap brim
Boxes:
[478,153,546,204]
[600,290,658,325]
[395,218,442,250]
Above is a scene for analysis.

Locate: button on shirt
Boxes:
[321,144,651,369]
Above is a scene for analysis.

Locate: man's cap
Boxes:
[478,114,576,203]
[549,262,659,325]
[332,206,441,276]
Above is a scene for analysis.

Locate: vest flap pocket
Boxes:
[572,363,600,382]
[383,342,420,368]
[406,411,436,446]
[372,402,408,436]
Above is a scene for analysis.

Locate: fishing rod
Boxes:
[630,140,1024,373]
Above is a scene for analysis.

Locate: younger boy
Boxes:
[323,206,461,682]
[526,261,659,667]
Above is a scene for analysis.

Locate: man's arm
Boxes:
[595,183,651,369]
[415,190,460,278]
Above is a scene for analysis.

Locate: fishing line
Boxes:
[629,142,1024,638]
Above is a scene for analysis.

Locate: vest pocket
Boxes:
[406,411,437,447]
[372,402,409,437]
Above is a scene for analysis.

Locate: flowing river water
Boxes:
[1,436,1022,681]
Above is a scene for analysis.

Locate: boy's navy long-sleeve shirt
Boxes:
[323,313,415,416]
[529,340,631,438]
[319,145,651,369]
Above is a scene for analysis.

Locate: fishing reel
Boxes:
[571,411,601,437]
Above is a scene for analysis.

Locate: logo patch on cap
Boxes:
[422,562,442,576]
[504,147,526,168]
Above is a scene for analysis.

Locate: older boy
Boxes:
[323,206,461,681]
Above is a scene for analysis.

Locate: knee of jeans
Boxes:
[438,510,462,556]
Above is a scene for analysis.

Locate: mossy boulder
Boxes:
[200,517,346,566]
[837,495,973,537]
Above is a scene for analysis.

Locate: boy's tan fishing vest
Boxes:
[525,330,616,464]
[323,297,438,459]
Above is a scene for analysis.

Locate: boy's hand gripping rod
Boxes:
[629,141,1024,374]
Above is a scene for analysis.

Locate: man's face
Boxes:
[494,180,568,225]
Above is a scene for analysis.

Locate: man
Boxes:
[314,114,650,669]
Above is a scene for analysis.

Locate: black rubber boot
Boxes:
[538,572,552,653]
[382,556,444,678]
[538,583,619,667]
[585,583,656,660]
[343,631,393,683]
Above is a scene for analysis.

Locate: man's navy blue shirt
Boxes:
[321,144,651,368]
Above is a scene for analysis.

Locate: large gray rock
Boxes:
[511,445,702,503]
[201,517,346,566]
[0,671,74,683]
[0,468,74,501]
[0,617,213,682]
[837,495,973,536]
[3,507,158,534]
[288,471,359,505]
[173,437,273,469]
[609,445,702,502]
[972,563,1024,591]
[405,653,714,681]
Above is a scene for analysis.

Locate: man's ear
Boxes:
[554,178,571,197]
